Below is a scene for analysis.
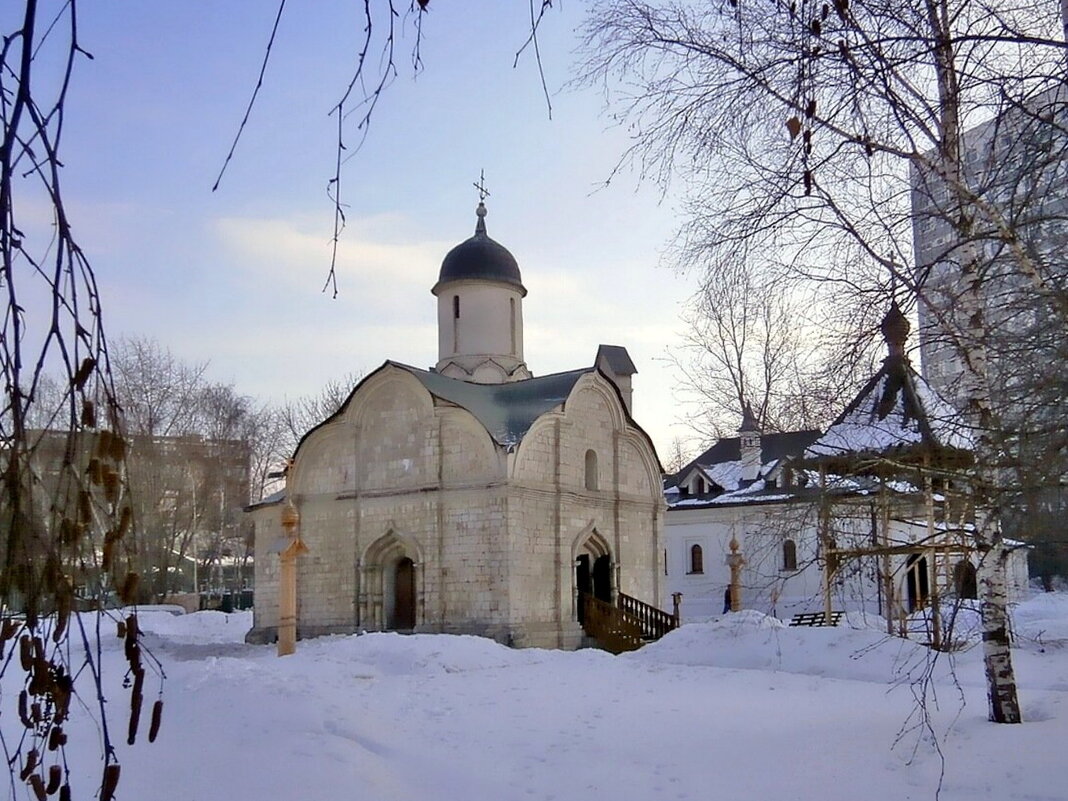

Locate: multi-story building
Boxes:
[910,87,1068,584]
[26,429,252,604]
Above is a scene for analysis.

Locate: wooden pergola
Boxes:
[798,303,979,647]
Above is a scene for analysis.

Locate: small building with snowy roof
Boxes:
[246,201,664,649]
[662,409,830,619]
[662,303,1027,624]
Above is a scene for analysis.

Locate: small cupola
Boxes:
[433,202,527,296]
[432,200,531,384]
[880,299,910,363]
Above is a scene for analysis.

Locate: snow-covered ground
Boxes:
[39,596,1068,800]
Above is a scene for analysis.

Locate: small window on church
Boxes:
[585,449,599,491]
[782,539,797,571]
[453,295,460,319]
[510,297,517,354]
[689,544,704,574]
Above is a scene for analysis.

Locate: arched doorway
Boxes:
[953,560,978,600]
[361,530,422,631]
[576,554,592,624]
[574,529,612,631]
[391,557,416,630]
[906,553,930,612]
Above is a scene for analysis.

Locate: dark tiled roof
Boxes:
[682,430,821,474]
[396,363,588,446]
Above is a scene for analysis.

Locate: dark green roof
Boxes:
[292,358,659,464]
[394,362,588,446]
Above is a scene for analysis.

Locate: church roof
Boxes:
[394,362,590,447]
[432,202,526,296]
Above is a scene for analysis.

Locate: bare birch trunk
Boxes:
[978,533,1020,722]
[926,0,1022,723]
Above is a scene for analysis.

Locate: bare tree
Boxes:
[107,339,265,603]
[3,1,560,795]
[578,0,1068,723]
[671,248,881,439]
[276,370,365,461]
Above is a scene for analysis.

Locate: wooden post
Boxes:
[727,535,745,612]
[880,482,895,636]
[277,498,307,657]
[819,466,833,624]
[925,462,943,650]
[278,545,297,656]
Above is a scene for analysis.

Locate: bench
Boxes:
[788,611,844,627]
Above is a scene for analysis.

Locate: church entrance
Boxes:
[362,530,422,632]
[575,530,613,631]
[906,554,930,612]
[391,557,416,630]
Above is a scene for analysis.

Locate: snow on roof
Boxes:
[805,358,973,463]
[678,430,821,477]
[667,475,803,508]
[703,460,744,492]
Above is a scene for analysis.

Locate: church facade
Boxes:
[247,202,664,649]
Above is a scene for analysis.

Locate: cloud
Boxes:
[213,212,452,313]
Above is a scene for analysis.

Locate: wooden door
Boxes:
[393,557,416,630]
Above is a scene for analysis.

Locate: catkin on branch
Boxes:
[100,764,120,801]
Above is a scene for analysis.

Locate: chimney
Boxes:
[595,345,638,415]
[738,402,762,485]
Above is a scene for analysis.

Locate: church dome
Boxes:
[433,202,526,296]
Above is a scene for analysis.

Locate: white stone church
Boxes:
[247,201,665,649]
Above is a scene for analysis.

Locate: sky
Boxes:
[28,596,1068,800]
[46,1,699,459]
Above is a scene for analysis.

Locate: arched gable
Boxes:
[351,369,437,491]
[510,371,661,503]
[290,364,439,495]
[566,373,629,432]
[362,526,425,566]
[439,407,502,484]
[572,523,612,560]
[340,365,436,427]
[511,415,559,484]
[289,420,355,496]
[618,436,661,502]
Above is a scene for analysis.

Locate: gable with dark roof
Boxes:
[396,362,590,447]
[674,430,822,481]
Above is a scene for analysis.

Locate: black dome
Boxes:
[433,203,526,296]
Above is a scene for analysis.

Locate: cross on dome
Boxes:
[473,169,491,203]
